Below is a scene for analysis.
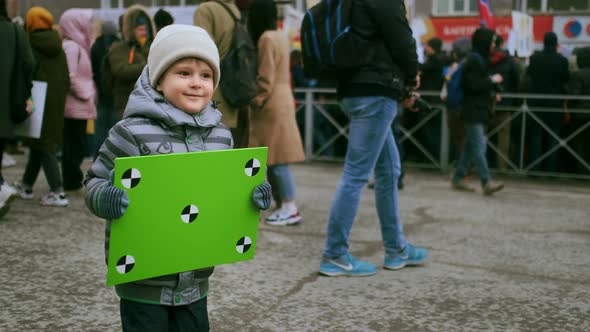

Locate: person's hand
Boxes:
[402,91,420,112]
[491,74,503,84]
[413,74,421,90]
[495,94,502,102]
[252,181,272,210]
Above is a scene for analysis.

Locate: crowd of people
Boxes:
[0,0,588,330]
[292,29,590,177]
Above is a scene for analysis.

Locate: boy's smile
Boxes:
[156,58,215,114]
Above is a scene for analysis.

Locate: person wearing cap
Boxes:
[106,5,155,120]
[84,24,271,331]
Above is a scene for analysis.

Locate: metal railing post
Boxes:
[304,90,314,160]
[440,106,450,172]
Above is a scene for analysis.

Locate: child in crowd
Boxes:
[84,25,271,331]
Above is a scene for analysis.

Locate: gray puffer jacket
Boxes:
[85,67,235,306]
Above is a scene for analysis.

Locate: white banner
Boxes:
[14,81,48,139]
[511,11,534,57]
[553,16,590,44]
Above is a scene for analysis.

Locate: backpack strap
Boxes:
[212,0,239,23]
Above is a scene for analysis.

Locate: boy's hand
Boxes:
[100,170,129,220]
[101,186,129,220]
[252,182,272,210]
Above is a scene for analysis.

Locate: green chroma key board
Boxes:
[106,147,268,286]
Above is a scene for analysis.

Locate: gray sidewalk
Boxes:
[1,154,589,331]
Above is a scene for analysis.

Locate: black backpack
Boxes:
[213,1,257,108]
[300,0,367,80]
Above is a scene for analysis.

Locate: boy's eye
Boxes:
[178,70,190,76]
[201,73,211,79]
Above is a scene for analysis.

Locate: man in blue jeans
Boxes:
[319,0,428,277]
[451,28,504,195]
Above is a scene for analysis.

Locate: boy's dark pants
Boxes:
[120,297,209,332]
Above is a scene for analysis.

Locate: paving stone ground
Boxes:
[1,154,589,331]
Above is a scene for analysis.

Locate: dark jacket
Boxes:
[0,20,35,139]
[490,48,519,107]
[526,33,570,113]
[462,28,496,124]
[420,52,445,92]
[91,24,119,105]
[337,0,418,100]
[25,29,70,152]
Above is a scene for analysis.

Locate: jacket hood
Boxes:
[452,37,471,61]
[544,32,558,52]
[59,8,94,50]
[122,5,155,43]
[471,28,495,57]
[490,48,509,65]
[29,29,64,57]
[101,20,118,36]
[124,67,222,129]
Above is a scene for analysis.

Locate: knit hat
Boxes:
[25,6,53,32]
[148,24,220,89]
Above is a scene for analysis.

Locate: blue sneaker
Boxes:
[319,253,377,277]
[384,244,428,270]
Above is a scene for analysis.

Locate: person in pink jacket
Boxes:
[59,9,97,191]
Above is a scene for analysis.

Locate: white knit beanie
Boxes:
[148,24,220,89]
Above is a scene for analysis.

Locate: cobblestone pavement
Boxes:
[1,153,589,331]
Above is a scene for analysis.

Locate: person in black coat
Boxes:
[489,35,520,170]
[90,21,119,157]
[526,32,570,173]
[451,28,504,195]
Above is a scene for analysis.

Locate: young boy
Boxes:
[84,25,271,331]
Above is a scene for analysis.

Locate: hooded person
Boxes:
[107,5,155,119]
[11,7,71,206]
[450,28,504,195]
[59,8,97,192]
[526,31,570,173]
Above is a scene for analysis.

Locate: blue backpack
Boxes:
[300,0,367,79]
[446,52,485,109]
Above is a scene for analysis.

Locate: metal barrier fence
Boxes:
[294,88,590,180]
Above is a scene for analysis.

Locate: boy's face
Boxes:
[156,58,215,115]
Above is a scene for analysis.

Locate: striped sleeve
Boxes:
[85,122,140,219]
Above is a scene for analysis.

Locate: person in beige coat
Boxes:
[194,0,248,147]
[248,0,305,226]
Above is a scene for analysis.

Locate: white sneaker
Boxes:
[1,183,17,201]
[2,153,16,168]
[265,208,302,226]
[12,181,34,200]
[40,192,69,207]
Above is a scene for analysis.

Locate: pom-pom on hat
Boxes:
[148,24,220,89]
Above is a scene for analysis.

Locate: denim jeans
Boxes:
[268,164,296,202]
[452,123,490,186]
[323,96,407,258]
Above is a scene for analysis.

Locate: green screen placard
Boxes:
[106,147,268,286]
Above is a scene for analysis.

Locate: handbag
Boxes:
[10,24,33,124]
